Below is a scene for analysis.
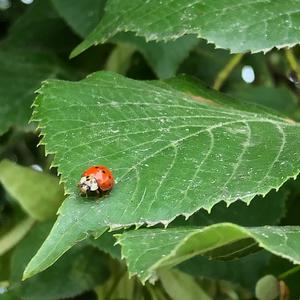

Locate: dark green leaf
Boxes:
[89,231,121,260]
[112,33,198,79]
[51,0,106,38]
[229,86,298,116]
[71,0,300,57]
[0,0,76,134]
[0,49,65,135]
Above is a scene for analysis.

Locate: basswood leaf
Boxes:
[70,0,300,57]
[24,71,300,278]
[115,224,300,283]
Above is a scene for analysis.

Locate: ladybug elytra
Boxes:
[78,165,114,196]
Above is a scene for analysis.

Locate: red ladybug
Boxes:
[78,165,114,196]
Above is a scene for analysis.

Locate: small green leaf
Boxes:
[71,0,300,57]
[116,224,300,283]
[24,71,300,278]
[0,160,64,220]
[255,275,279,300]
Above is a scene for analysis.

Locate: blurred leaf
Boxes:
[0,291,20,300]
[179,252,271,291]
[116,224,300,283]
[229,86,298,116]
[266,256,300,299]
[0,218,34,256]
[159,269,212,300]
[24,71,300,279]
[95,271,137,300]
[180,189,287,227]
[10,221,109,300]
[71,0,300,57]
[0,251,12,281]
[0,49,66,135]
[4,0,77,53]
[0,0,76,135]
[89,231,121,260]
[53,0,198,78]
[104,43,136,75]
[255,275,279,300]
[51,0,106,38]
[0,160,64,220]
[179,42,274,90]
[113,33,199,79]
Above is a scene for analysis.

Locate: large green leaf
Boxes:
[115,224,300,283]
[24,71,300,278]
[71,0,300,57]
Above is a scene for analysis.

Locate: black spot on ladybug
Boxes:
[95,166,99,169]
[102,170,106,173]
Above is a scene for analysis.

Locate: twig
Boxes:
[278,265,300,280]
[213,53,244,90]
[285,48,300,82]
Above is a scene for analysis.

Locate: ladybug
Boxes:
[78,165,115,196]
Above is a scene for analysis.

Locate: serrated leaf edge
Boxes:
[115,222,300,284]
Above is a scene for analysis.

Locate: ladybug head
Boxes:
[79,175,98,194]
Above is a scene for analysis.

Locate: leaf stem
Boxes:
[285,48,300,82]
[278,265,300,280]
[213,53,244,91]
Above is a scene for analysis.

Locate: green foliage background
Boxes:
[1,0,300,299]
